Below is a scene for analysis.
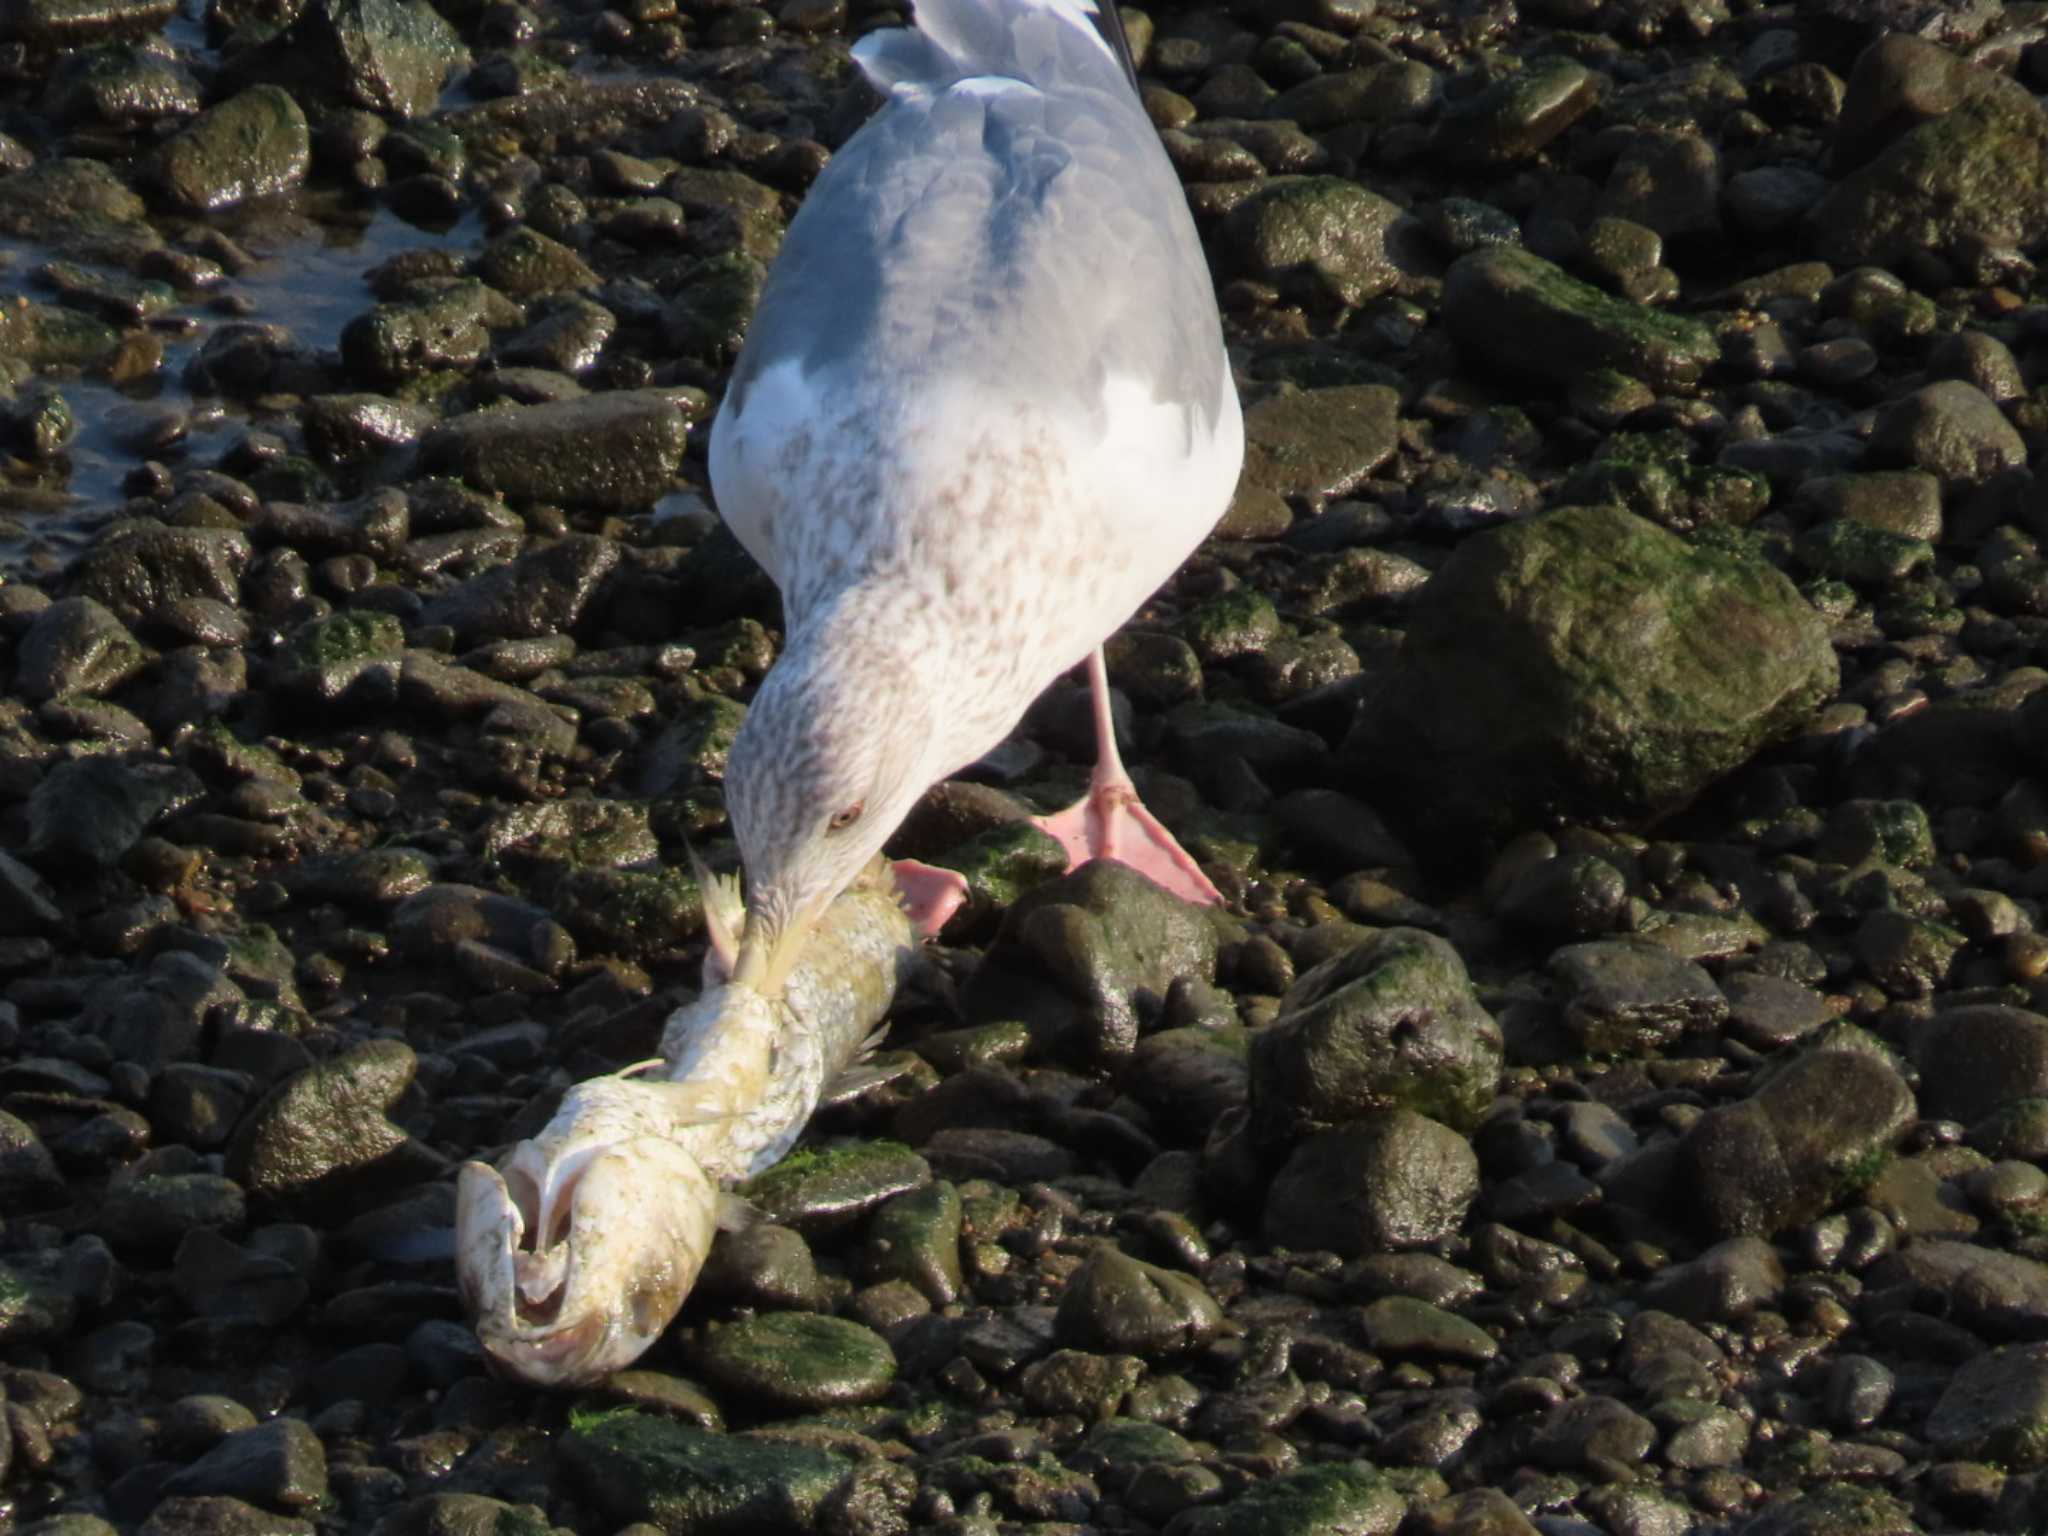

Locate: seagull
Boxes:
[707,0,1244,993]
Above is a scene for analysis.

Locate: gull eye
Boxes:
[828,801,865,832]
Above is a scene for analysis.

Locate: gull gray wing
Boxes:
[721,77,1222,432]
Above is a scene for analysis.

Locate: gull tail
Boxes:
[853,0,1137,98]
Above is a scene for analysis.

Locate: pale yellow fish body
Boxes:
[454,858,914,1386]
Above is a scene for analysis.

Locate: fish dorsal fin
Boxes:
[688,841,744,983]
[716,1192,765,1232]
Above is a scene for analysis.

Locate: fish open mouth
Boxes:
[455,1133,721,1388]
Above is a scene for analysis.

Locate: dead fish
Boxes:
[454,856,914,1387]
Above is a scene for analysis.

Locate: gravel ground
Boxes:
[6,0,2048,1533]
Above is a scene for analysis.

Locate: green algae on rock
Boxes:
[1250,927,1501,1143]
[1441,246,1720,389]
[1172,1461,1405,1536]
[694,1312,896,1412]
[1809,54,2048,270]
[1343,503,1837,851]
[564,1413,851,1536]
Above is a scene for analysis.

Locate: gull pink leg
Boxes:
[891,858,970,938]
[1031,650,1222,906]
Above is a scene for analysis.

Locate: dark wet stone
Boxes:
[301,394,437,461]
[371,1494,552,1536]
[341,282,490,386]
[76,950,246,1069]
[26,756,201,872]
[0,1240,111,1344]
[696,1223,826,1312]
[1344,504,1836,853]
[1722,972,1836,1051]
[148,1065,251,1149]
[563,1414,849,1536]
[1830,34,1985,174]
[1218,176,1404,308]
[661,251,769,364]
[1124,1028,1249,1144]
[161,1418,327,1512]
[0,1110,65,1208]
[1738,1483,1916,1536]
[1168,1462,1403,1536]
[741,1139,930,1234]
[1442,247,1719,389]
[1249,927,1500,1142]
[45,47,198,127]
[72,525,250,632]
[153,87,310,213]
[1677,1039,1913,1239]
[1228,385,1399,531]
[171,1229,307,1326]
[15,596,145,702]
[3,0,174,45]
[1599,130,1722,246]
[860,1179,963,1305]
[136,1498,314,1536]
[226,1039,437,1210]
[964,860,1222,1063]
[1869,1240,2048,1340]
[1856,910,1965,998]
[1870,380,2028,490]
[1358,1295,1497,1364]
[0,157,147,244]
[1055,1245,1223,1358]
[420,390,695,510]
[497,297,615,374]
[420,533,620,646]
[98,1173,246,1252]
[1434,56,1599,167]
[1927,1343,2048,1466]
[229,0,466,118]
[1528,1395,1657,1480]
[1914,1006,2048,1124]
[1264,1112,1479,1255]
[1410,1490,1539,1536]
[1725,164,1830,235]
[1640,1236,1785,1325]
[1811,47,2048,269]
[1550,939,1727,1055]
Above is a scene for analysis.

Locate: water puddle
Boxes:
[0,201,482,577]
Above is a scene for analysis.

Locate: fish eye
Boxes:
[828,801,865,832]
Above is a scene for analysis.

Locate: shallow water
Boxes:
[0,202,482,576]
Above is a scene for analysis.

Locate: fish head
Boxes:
[456,1133,720,1388]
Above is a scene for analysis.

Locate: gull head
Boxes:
[723,615,933,994]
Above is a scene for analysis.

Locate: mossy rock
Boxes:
[562,1412,850,1536]
[1343,503,1837,855]
[694,1312,896,1413]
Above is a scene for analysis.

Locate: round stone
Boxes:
[695,1312,896,1412]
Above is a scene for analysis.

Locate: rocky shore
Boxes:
[6,0,2048,1533]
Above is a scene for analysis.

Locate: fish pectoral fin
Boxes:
[716,1192,765,1233]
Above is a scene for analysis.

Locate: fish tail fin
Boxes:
[853,0,1137,97]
